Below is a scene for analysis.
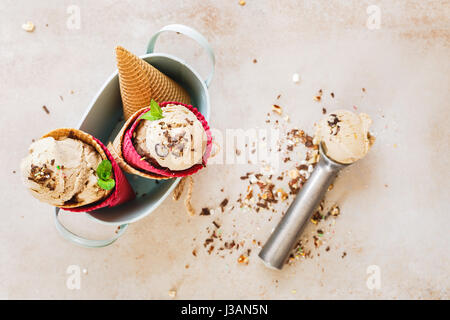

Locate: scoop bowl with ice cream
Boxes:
[259,109,375,269]
[314,109,374,164]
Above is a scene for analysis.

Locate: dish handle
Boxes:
[146,24,215,88]
[54,208,128,248]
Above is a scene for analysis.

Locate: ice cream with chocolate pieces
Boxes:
[314,109,374,164]
[133,103,207,171]
[20,137,108,206]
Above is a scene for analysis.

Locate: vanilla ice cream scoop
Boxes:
[314,109,374,164]
[20,137,108,207]
[134,104,207,171]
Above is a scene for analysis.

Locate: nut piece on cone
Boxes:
[115,46,191,120]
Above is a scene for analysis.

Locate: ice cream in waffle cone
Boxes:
[116,46,190,120]
[21,128,135,212]
[109,109,168,180]
[109,101,212,179]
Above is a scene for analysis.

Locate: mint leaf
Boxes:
[140,99,164,121]
[98,178,115,190]
[96,160,115,190]
[96,160,112,181]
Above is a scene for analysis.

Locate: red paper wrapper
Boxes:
[122,102,212,177]
[63,136,136,212]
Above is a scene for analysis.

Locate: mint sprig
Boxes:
[98,178,115,190]
[96,160,115,190]
[140,99,164,121]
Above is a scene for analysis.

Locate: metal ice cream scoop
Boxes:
[259,143,350,270]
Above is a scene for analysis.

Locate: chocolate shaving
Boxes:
[200,208,211,216]
[219,198,228,212]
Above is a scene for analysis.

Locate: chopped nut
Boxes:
[328,184,334,191]
[288,169,300,179]
[330,205,340,217]
[22,21,35,32]
[245,186,253,200]
[168,290,177,298]
[276,188,288,201]
[239,0,246,5]
[272,104,282,115]
[307,149,320,164]
[310,211,323,224]
[237,255,249,265]
[314,89,323,102]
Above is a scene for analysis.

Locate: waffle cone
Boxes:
[116,46,191,120]
[42,128,135,211]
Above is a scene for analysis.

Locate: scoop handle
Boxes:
[146,24,215,88]
[54,208,128,248]
[259,152,346,269]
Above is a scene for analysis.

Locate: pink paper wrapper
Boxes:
[63,136,136,212]
[122,102,212,177]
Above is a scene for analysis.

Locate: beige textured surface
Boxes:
[1,0,449,299]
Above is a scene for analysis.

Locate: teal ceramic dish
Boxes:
[54,24,215,247]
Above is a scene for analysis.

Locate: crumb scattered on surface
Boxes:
[237,255,249,265]
[219,198,228,212]
[42,105,50,114]
[314,89,323,102]
[168,290,176,298]
[22,21,35,32]
[188,90,347,268]
[272,104,282,115]
[200,208,211,216]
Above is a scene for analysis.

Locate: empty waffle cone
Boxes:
[108,109,168,180]
[116,46,191,120]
